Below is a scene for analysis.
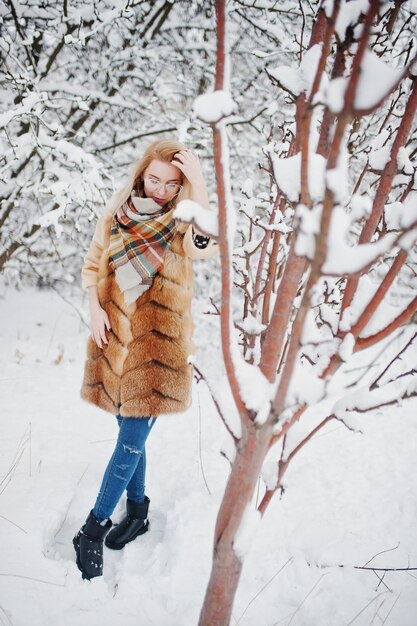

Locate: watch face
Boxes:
[192,227,210,249]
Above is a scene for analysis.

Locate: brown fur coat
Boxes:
[80,215,197,418]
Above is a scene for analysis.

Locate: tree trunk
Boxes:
[198,422,273,626]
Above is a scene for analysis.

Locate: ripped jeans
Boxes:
[92,415,156,522]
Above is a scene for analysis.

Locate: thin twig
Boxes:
[0,573,66,587]
[197,387,212,496]
[0,514,28,535]
[236,557,293,624]
[193,364,239,444]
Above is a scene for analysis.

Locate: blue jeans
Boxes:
[92,415,156,522]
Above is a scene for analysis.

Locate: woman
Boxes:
[74,139,218,580]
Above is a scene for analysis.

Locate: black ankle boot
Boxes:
[105,496,150,550]
[73,511,112,580]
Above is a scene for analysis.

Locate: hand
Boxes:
[170,150,205,186]
[89,303,112,349]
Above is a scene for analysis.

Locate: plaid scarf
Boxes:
[108,189,176,304]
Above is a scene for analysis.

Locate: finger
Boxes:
[175,150,194,161]
[104,314,112,331]
[100,327,108,345]
[94,332,102,349]
[171,159,184,170]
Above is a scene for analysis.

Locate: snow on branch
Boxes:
[323,208,397,275]
[174,200,219,238]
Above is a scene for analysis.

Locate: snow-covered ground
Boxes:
[0,286,416,626]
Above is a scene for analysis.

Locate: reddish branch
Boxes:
[300,5,339,206]
[266,1,390,416]
[356,295,417,350]
[212,0,250,425]
[341,78,417,314]
[259,9,339,382]
[317,34,349,158]
[260,237,306,382]
[322,249,409,378]
[261,228,281,327]
[258,413,335,515]
[350,251,408,338]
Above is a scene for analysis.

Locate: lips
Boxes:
[152,197,165,205]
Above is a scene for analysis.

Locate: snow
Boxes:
[368,145,391,171]
[350,192,372,222]
[234,504,261,562]
[397,147,415,175]
[333,377,416,419]
[295,203,322,259]
[339,332,355,361]
[0,92,47,129]
[385,193,417,231]
[268,65,304,96]
[355,50,403,111]
[338,270,416,338]
[268,45,326,97]
[322,76,347,114]
[239,314,266,336]
[34,206,66,238]
[192,90,238,124]
[1,286,417,624]
[287,362,326,406]
[231,345,274,413]
[323,207,397,275]
[219,121,237,250]
[37,127,99,167]
[370,128,390,151]
[173,200,219,237]
[399,227,417,251]
[272,153,327,203]
[333,0,369,40]
[36,80,139,111]
[322,49,403,114]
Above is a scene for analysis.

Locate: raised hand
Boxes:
[170,150,205,186]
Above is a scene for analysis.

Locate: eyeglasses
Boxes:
[143,176,182,195]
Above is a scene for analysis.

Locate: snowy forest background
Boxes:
[1,1,417,625]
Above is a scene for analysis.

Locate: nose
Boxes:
[153,182,166,195]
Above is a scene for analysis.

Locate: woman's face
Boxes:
[143,159,183,206]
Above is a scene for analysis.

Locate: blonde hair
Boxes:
[103,139,192,217]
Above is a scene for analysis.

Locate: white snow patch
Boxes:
[272,153,326,203]
[193,90,238,124]
[323,208,396,275]
[339,333,355,361]
[334,0,369,40]
[368,145,391,171]
[174,200,219,237]
[355,50,403,111]
[322,76,347,114]
[287,362,326,406]
[269,44,326,97]
[397,147,415,175]
[240,314,266,336]
[295,203,322,259]
[234,504,261,562]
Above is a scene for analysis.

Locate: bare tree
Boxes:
[195,1,417,624]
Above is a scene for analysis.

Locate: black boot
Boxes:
[73,511,112,580]
[105,496,150,550]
